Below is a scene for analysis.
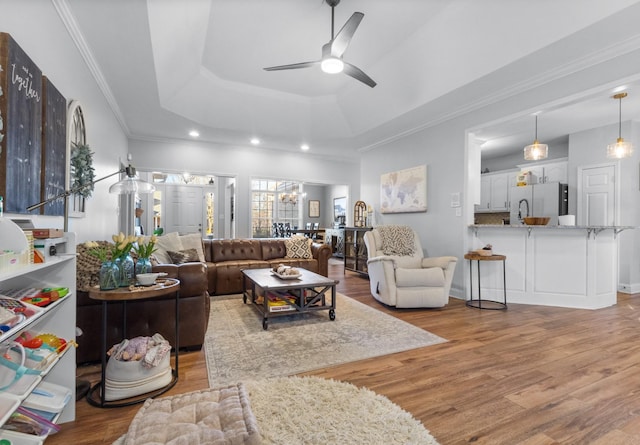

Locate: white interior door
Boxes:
[165,185,203,234]
[578,165,615,226]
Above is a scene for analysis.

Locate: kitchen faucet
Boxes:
[518,198,529,222]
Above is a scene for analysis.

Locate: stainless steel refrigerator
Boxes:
[509,182,568,225]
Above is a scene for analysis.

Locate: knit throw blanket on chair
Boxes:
[377,225,416,256]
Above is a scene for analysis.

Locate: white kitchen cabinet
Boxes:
[476,171,515,212]
[518,159,568,184]
[542,161,568,183]
[477,176,491,211]
[0,219,76,439]
[490,173,510,211]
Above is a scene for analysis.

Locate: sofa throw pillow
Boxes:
[179,233,206,262]
[284,236,313,259]
[378,225,416,256]
[167,248,200,264]
[150,232,183,264]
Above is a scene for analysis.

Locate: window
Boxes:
[251,179,300,238]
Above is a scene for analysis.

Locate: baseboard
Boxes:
[618,282,640,294]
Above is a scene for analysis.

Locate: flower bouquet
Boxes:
[133,235,157,275]
[85,233,138,289]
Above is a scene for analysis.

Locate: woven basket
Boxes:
[473,249,493,256]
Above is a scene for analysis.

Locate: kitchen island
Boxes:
[468,224,636,309]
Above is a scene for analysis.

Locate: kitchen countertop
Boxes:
[471,224,636,229]
[469,224,637,237]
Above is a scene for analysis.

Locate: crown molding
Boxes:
[52,0,130,136]
[358,33,640,153]
[128,134,359,164]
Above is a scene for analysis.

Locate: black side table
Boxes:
[87,278,180,407]
[464,253,507,310]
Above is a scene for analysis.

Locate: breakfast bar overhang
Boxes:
[468,225,636,309]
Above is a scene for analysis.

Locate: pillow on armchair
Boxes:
[378,225,416,256]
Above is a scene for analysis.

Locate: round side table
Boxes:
[464,252,507,310]
[87,278,180,407]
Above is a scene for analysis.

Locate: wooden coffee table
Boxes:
[242,268,338,330]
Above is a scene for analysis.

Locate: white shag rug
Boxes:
[114,376,440,445]
[246,376,440,445]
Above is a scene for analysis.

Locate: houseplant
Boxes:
[70,143,96,198]
[133,235,157,275]
[85,233,138,289]
[112,233,137,287]
[84,240,118,290]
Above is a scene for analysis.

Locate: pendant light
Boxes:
[523,115,548,161]
[606,92,633,159]
[108,164,156,194]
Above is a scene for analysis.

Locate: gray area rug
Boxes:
[205,293,447,387]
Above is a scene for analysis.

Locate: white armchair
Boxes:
[364,226,457,308]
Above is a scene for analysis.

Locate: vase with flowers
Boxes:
[133,235,157,276]
[85,240,119,290]
[112,233,137,287]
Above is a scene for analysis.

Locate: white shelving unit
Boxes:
[0,219,76,442]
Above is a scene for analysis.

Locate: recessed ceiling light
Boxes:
[250,138,260,145]
[189,130,200,138]
[300,144,310,151]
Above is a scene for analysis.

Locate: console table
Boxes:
[87,278,180,407]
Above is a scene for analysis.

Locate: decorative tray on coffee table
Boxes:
[271,271,301,280]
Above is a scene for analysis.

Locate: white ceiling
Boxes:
[62,0,640,161]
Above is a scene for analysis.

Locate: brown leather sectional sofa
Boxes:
[76,237,331,364]
[202,238,332,295]
[76,262,209,365]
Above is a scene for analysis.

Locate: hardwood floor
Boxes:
[50,260,640,445]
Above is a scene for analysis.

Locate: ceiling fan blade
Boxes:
[343,62,376,88]
[330,12,364,57]
[264,61,319,71]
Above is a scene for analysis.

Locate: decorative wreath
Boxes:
[70,143,96,198]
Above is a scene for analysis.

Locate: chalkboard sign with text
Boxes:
[41,76,66,216]
[0,32,43,214]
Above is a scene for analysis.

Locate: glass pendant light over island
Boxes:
[523,114,549,161]
[606,92,633,159]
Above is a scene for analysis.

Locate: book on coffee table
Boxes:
[266,292,296,312]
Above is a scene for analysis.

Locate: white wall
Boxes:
[0,0,128,243]
[361,46,640,299]
[128,138,359,238]
[360,120,468,297]
[568,120,640,292]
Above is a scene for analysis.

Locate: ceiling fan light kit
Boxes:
[321,56,344,74]
[264,0,376,87]
[607,92,633,159]
[523,115,549,161]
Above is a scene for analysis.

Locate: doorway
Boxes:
[138,172,235,238]
[577,164,616,226]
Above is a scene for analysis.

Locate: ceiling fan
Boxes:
[264,0,376,88]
